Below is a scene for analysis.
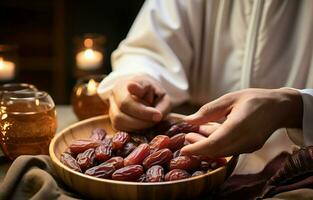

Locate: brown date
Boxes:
[200,161,211,171]
[60,152,82,172]
[169,156,200,172]
[169,133,185,151]
[130,134,148,145]
[149,135,170,153]
[85,162,116,178]
[173,150,182,158]
[116,142,137,157]
[164,169,191,181]
[192,171,205,177]
[137,174,147,182]
[165,122,199,137]
[124,144,150,166]
[146,165,164,182]
[112,131,130,150]
[90,128,107,141]
[77,148,95,171]
[142,148,173,169]
[95,144,112,163]
[151,120,175,134]
[112,165,144,181]
[69,139,101,155]
[104,156,124,170]
[211,158,227,169]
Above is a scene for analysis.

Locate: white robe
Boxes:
[98,0,313,174]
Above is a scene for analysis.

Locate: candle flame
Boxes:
[84,38,93,48]
[84,49,95,59]
[87,79,98,95]
[0,57,3,69]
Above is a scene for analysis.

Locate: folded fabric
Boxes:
[0,155,80,200]
[216,146,313,200]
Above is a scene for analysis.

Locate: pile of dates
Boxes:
[61,120,227,182]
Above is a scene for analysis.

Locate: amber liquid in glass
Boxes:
[0,102,57,159]
[72,84,109,120]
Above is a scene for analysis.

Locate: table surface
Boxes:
[0,105,78,183]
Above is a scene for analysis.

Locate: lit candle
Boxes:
[0,57,15,81]
[76,38,103,70]
[86,79,98,95]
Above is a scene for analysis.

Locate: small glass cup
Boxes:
[0,91,57,160]
[71,74,109,120]
[0,83,37,92]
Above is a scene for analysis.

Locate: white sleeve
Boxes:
[97,0,197,105]
[300,89,313,145]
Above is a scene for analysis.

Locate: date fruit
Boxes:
[112,131,130,150]
[131,134,148,145]
[60,152,82,172]
[164,169,191,181]
[95,144,112,163]
[169,133,185,151]
[192,171,205,177]
[137,173,147,182]
[116,142,137,157]
[104,156,124,170]
[169,156,200,172]
[142,148,173,169]
[77,148,95,171]
[165,122,199,137]
[146,165,164,182]
[69,139,101,155]
[90,128,107,141]
[85,162,116,178]
[173,150,182,158]
[149,135,170,153]
[124,144,150,166]
[112,165,144,181]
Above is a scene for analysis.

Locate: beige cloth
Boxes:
[0,156,80,200]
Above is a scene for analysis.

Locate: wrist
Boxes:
[275,88,303,129]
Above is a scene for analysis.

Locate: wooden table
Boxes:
[0,105,78,183]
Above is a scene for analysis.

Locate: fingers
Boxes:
[184,95,234,125]
[181,118,239,158]
[127,81,150,99]
[155,94,171,116]
[185,133,206,143]
[114,83,162,122]
[109,96,154,131]
[198,123,221,136]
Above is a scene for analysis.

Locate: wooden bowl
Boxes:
[49,114,237,200]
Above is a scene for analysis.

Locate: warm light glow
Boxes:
[84,49,95,58]
[87,79,98,95]
[0,57,15,81]
[84,38,93,48]
[76,48,103,70]
[0,57,4,69]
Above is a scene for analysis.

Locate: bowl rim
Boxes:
[49,114,235,186]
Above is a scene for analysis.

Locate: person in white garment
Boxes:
[98,0,313,174]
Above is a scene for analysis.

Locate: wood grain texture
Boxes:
[49,114,237,200]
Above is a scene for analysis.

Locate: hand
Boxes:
[181,88,303,158]
[109,74,171,131]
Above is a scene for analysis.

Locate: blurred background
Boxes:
[0,0,145,104]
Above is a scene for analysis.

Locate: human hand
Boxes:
[181,88,303,158]
[109,74,171,131]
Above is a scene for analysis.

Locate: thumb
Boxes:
[184,96,233,125]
